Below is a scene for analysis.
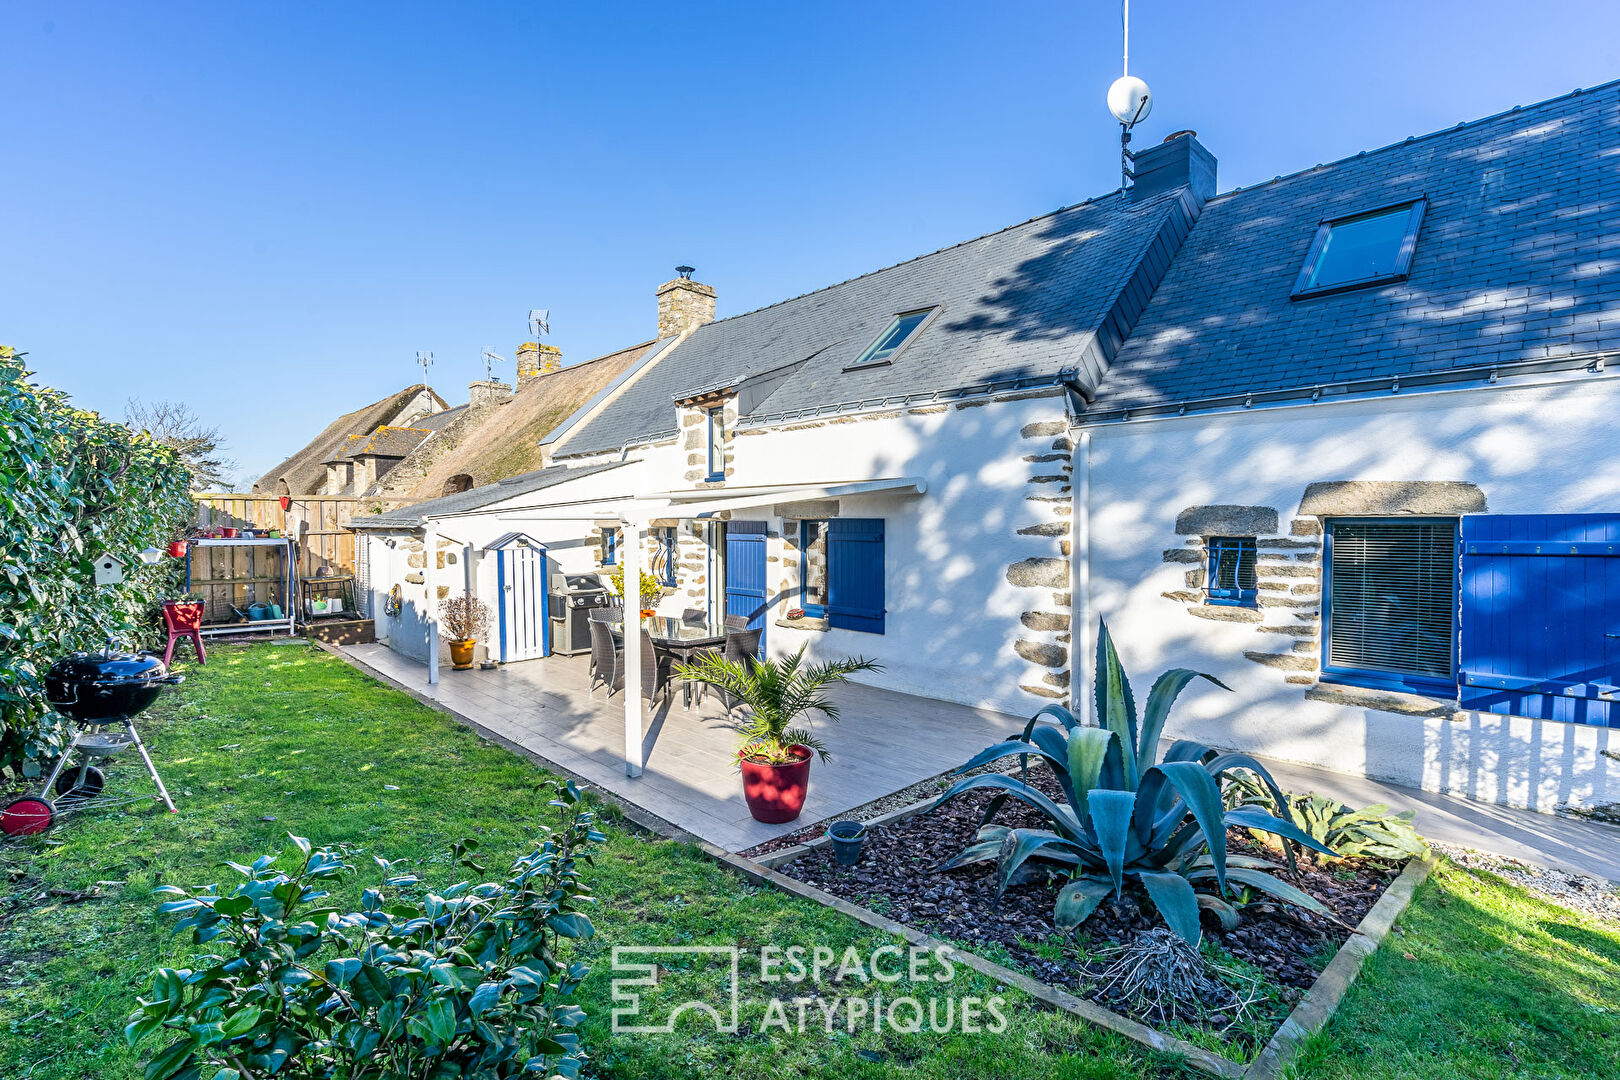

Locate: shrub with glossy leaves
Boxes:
[0,347,193,776]
[931,621,1335,945]
[1224,776,1429,865]
[128,779,605,1080]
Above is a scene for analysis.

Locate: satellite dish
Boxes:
[1107,75,1152,127]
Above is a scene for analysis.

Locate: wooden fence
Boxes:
[195,494,362,581]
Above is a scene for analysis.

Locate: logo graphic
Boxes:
[611,946,741,1034]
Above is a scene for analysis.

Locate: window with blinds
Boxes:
[1324,519,1457,687]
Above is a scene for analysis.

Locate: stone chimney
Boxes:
[515,342,562,384]
[656,268,716,338]
[1130,130,1217,206]
[468,379,514,407]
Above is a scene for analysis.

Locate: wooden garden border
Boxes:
[318,639,1437,1079]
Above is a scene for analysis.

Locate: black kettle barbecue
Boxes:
[2,641,183,836]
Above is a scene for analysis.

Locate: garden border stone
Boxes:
[318,639,1437,1079]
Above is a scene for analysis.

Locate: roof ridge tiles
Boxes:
[1212,79,1620,202]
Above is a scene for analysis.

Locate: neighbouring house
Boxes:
[353,81,1620,818]
[253,384,447,497]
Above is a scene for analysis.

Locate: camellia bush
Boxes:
[130,780,604,1080]
[0,347,194,776]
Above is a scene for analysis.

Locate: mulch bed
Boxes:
[775,767,1400,1048]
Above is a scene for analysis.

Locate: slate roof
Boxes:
[354,461,630,529]
[1089,82,1620,414]
[554,186,1197,457]
[415,404,468,432]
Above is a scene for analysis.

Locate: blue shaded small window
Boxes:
[845,309,933,370]
[1206,537,1257,605]
[1292,199,1426,299]
[654,527,678,587]
[601,529,617,566]
[706,407,724,480]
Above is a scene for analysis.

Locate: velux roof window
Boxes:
[845,308,935,370]
[1292,199,1426,299]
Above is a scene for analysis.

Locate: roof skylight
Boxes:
[1292,199,1426,299]
[845,308,935,370]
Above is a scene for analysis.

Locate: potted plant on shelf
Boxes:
[608,567,664,618]
[440,592,491,670]
[675,646,881,823]
[165,527,190,559]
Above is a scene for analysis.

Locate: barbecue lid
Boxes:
[46,649,169,686]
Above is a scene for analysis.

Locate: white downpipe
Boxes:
[621,517,644,777]
[1072,430,1092,722]
[424,521,440,686]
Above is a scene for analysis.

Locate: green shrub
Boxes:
[1224,776,1429,864]
[930,621,1334,945]
[130,779,604,1080]
[0,347,193,776]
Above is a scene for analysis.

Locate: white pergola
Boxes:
[418,478,925,777]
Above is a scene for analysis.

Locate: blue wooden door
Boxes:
[725,521,768,654]
[1458,513,1620,725]
[497,545,549,662]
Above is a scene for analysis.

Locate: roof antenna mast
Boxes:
[1107,0,1153,193]
[416,350,434,390]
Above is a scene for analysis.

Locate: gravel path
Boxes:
[1433,841,1620,927]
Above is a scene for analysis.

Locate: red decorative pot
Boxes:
[166,540,188,558]
[220,528,240,539]
[739,744,812,823]
[162,601,205,634]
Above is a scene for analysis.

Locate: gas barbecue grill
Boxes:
[548,571,611,655]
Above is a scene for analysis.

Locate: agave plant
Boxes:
[1225,776,1429,865]
[929,622,1335,945]
[674,646,881,765]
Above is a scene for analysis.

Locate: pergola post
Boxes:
[621,516,644,777]
[423,520,440,686]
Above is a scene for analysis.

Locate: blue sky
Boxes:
[4,1,1619,486]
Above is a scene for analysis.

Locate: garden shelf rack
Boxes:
[185,537,297,637]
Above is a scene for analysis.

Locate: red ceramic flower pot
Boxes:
[162,601,205,634]
[220,528,240,539]
[166,540,188,558]
[739,744,812,823]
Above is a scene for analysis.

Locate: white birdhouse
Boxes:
[93,555,127,586]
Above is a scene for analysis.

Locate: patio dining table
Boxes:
[609,616,728,707]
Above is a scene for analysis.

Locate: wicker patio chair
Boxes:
[724,614,750,631]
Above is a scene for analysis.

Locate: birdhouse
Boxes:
[93,555,127,586]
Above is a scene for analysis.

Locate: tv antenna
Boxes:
[481,346,507,383]
[528,309,550,339]
[416,350,434,388]
[1107,0,1153,192]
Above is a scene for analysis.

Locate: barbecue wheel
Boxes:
[1,797,55,836]
[54,765,105,801]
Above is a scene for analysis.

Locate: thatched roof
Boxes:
[381,343,651,501]
[253,384,447,495]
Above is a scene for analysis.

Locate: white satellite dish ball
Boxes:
[1107,75,1153,126]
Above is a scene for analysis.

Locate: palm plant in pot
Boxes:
[440,592,491,670]
[675,646,880,823]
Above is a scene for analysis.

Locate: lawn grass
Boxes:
[0,642,1615,1079]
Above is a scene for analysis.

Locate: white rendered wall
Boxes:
[1081,373,1620,815]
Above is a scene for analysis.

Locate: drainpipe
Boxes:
[1071,430,1092,722]
[621,515,645,777]
[424,520,440,686]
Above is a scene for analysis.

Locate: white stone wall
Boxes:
[1079,371,1620,816]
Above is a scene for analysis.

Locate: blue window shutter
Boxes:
[827,518,885,634]
[1459,514,1620,725]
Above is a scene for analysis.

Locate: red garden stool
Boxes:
[160,600,206,666]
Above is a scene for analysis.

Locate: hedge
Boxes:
[0,347,195,777]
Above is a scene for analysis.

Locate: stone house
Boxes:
[352,81,1620,816]
[253,384,446,497]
